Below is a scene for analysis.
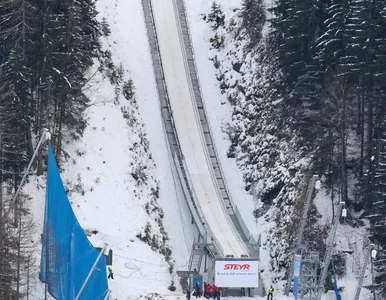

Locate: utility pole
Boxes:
[75,243,109,300]
[3,129,50,224]
[284,175,320,296]
[371,251,376,300]
[103,289,111,300]
[26,256,30,300]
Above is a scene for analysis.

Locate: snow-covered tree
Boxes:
[239,0,265,49]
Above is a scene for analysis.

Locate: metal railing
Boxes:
[171,0,248,257]
[173,0,235,214]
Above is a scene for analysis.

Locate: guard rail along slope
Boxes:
[174,0,260,258]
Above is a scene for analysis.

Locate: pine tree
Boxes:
[38,0,102,155]
[0,75,29,193]
[207,2,225,30]
[269,0,320,89]
[240,0,265,49]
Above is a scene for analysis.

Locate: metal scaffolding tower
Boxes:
[284,175,320,296]
[316,201,345,300]
[300,251,319,300]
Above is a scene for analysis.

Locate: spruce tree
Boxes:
[269,0,320,89]
[240,0,265,49]
[207,2,225,30]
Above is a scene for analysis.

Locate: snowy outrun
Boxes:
[12,0,379,299]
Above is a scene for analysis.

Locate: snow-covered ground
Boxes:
[21,0,374,299]
[25,0,196,298]
[95,0,197,271]
[151,0,248,258]
[152,294,294,300]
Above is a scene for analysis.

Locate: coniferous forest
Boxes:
[0,0,103,297]
[207,0,386,295]
[269,0,386,293]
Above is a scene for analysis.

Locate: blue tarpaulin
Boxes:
[39,142,109,300]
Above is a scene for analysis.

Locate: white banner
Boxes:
[215,260,259,288]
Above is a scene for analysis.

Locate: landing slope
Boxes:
[151,0,247,257]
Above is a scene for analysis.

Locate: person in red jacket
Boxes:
[203,282,207,298]
[212,285,218,299]
[195,282,201,298]
[208,285,213,298]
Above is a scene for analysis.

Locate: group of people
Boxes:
[203,282,220,299]
[187,282,274,300]
[188,282,220,300]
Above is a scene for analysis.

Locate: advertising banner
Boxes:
[215,260,259,288]
[293,254,302,300]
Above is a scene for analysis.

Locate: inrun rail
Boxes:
[174,0,259,258]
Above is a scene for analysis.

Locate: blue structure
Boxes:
[189,273,203,293]
[293,254,301,300]
[39,142,109,299]
[333,275,342,300]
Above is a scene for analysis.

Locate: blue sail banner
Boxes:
[40,142,109,299]
[333,275,342,300]
[293,254,301,300]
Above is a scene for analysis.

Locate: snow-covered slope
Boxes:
[150,0,248,258]
[94,0,197,271]
[25,0,197,298]
[183,0,257,240]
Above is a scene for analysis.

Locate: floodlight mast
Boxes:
[284,175,319,296]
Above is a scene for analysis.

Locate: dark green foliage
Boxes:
[207,2,225,30]
[0,0,104,162]
[101,17,111,37]
[332,252,347,277]
[210,0,386,289]
[240,0,265,49]
[267,0,386,213]
[209,33,225,49]
[0,195,36,299]
[0,76,29,191]
[136,221,174,274]
[40,0,102,154]
[136,222,152,244]
[0,0,105,296]
[131,165,148,186]
[269,0,320,88]
[122,79,135,101]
